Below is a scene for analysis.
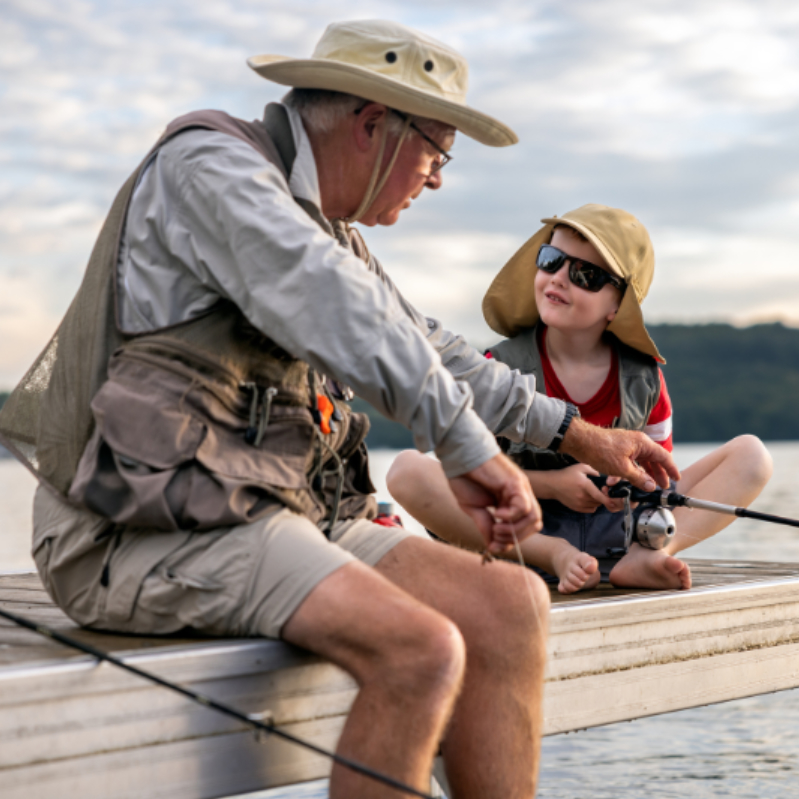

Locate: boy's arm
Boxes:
[527,465,625,513]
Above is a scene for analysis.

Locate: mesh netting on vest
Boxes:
[0,171,136,495]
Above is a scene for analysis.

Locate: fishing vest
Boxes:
[489,324,661,471]
[0,104,376,531]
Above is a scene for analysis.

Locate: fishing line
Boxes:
[510,525,546,633]
[0,605,435,799]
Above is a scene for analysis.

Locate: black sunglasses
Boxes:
[536,244,625,293]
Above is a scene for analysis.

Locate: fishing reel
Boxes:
[626,503,676,551]
[587,475,676,553]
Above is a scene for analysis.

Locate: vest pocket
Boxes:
[68,352,318,531]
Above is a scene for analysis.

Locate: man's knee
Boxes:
[367,605,466,703]
[464,562,550,665]
[285,561,465,701]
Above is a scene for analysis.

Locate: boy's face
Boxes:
[534,228,623,336]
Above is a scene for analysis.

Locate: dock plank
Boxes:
[548,557,799,604]
[3,562,799,797]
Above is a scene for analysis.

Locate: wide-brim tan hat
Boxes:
[248,20,517,148]
[483,204,664,363]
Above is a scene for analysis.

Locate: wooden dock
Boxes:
[3,560,799,798]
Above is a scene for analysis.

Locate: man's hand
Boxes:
[560,419,680,490]
[448,453,542,555]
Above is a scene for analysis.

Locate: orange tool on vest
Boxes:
[316,394,335,435]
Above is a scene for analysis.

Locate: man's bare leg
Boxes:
[282,560,466,799]
[376,536,550,799]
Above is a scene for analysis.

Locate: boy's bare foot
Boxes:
[609,543,692,590]
[552,548,601,594]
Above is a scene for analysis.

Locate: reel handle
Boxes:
[586,474,664,503]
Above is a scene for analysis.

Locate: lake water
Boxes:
[4,443,799,797]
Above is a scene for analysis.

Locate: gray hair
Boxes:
[284,88,453,141]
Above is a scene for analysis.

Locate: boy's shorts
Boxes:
[33,487,412,640]
[532,500,627,583]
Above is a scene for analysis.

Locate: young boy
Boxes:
[387,204,773,593]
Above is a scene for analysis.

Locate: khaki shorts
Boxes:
[33,487,412,640]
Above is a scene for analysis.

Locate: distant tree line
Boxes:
[356,322,799,448]
[652,323,799,443]
[1,323,797,450]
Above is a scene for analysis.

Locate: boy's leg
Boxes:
[610,436,771,590]
[388,450,599,592]
[668,434,773,552]
[536,534,601,594]
[609,543,692,590]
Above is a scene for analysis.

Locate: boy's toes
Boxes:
[577,553,599,576]
[558,555,601,594]
[667,556,692,590]
[557,574,581,594]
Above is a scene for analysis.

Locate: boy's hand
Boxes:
[448,453,543,555]
[544,464,626,514]
[560,419,681,490]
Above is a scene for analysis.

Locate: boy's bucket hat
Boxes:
[482,204,664,363]
[247,20,517,148]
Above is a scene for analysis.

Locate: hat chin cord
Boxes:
[343,114,413,225]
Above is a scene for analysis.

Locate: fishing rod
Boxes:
[0,605,435,799]
[588,474,799,554]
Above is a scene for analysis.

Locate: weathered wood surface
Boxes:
[544,559,799,733]
[2,561,799,797]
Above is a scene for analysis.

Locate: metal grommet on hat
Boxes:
[247,20,518,148]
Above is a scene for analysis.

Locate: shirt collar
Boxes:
[282,102,322,208]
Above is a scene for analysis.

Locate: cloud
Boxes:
[2,0,799,385]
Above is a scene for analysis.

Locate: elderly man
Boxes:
[0,20,678,799]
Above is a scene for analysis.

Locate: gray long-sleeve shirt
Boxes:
[117,103,566,477]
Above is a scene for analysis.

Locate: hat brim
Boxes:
[247,55,517,148]
[540,216,625,281]
[482,221,665,363]
[606,290,664,363]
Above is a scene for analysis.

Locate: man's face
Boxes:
[358,124,455,227]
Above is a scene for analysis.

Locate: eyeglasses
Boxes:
[536,244,626,293]
[353,105,454,174]
[391,110,453,174]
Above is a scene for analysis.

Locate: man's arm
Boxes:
[418,319,680,490]
[130,130,500,480]
[559,419,680,490]
[448,453,543,553]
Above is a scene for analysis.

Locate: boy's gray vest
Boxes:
[0,104,376,531]
[489,324,661,471]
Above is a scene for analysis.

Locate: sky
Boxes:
[1,0,799,386]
